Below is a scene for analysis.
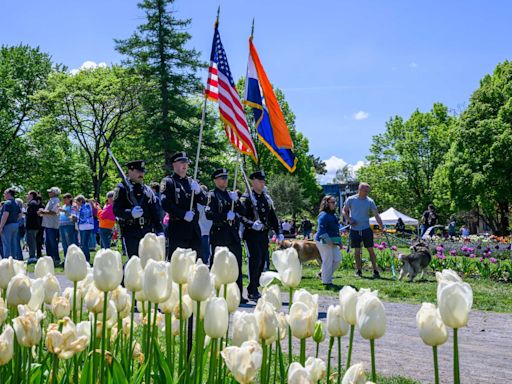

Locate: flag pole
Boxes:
[190,7,220,211]
[230,152,240,214]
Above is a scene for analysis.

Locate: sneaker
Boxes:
[373,270,381,279]
[248,292,261,301]
[354,270,363,278]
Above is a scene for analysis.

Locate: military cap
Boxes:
[126,160,146,172]
[170,151,190,163]
[249,170,266,180]
[211,168,229,180]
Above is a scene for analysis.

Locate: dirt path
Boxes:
[55,275,512,383]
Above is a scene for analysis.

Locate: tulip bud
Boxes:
[170,248,196,284]
[219,282,241,313]
[124,256,143,292]
[143,260,170,304]
[339,286,358,325]
[187,259,213,302]
[342,363,367,384]
[122,316,136,337]
[288,301,316,339]
[93,249,123,292]
[221,340,263,384]
[313,320,325,344]
[34,256,55,278]
[327,305,349,337]
[273,247,302,288]
[132,341,145,364]
[13,306,44,347]
[437,281,473,329]
[42,273,61,305]
[139,233,165,268]
[356,292,386,340]
[0,257,16,290]
[51,295,71,319]
[288,362,313,384]
[204,297,228,339]
[0,325,14,366]
[305,357,327,383]
[416,303,448,346]
[231,311,259,346]
[84,284,104,314]
[111,287,131,319]
[211,247,239,287]
[65,244,88,282]
[6,274,32,307]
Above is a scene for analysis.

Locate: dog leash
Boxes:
[383,231,397,280]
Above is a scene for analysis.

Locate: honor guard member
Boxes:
[160,151,208,260]
[113,160,164,258]
[241,170,284,301]
[205,168,248,304]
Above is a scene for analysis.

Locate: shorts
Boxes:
[350,227,374,249]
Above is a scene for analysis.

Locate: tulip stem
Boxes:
[288,287,293,366]
[194,301,201,384]
[337,336,341,384]
[273,341,278,384]
[300,338,306,366]
[433,345,439,384]
[129,292,136,376]
[92,312,98,384]
[327,336,334,384]
[165,312,173,378]
[100,291,108,384]
[277,333,285,384]
[179,284,184,377]
[208,338,217,384]
[454,328,460,384]
[370,339,376,383]
[145,302,153,384]
[261,340,268,384]
[27,347,32,384]
[346,324,355,369]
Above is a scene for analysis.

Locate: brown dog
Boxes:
[280,239,322,266]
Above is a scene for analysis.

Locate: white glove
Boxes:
[228,191,239,202]
[277,234,285,242]
[190,180,201,195]
[184,211,195,222]
[227,211,235,221]
[252,220,264,231]
[131,206,143,219]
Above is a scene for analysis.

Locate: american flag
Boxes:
[205,25,258,162]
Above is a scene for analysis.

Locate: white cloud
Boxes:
[409,62,418,69]
[70,60,108,75]
[353,110,369,120]
[317,155,366,184]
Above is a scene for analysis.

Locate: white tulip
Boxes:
[0,298,7,326]
[13,306,44,347]
[293,289,319,316]
[0,257,16,289]
[6,274,32,307]
[211,247,239,287]
[159,282,180,314]
[187,259,213,302]
[65,244,88,282]
[173,294,193,320]
[42,273,61,305]
[276,312,288,340]
[51,295,71,319]
[84,284,104,314]
[342,362,367,384]
[111,287,131,318]
[13,259,26,276]
[124,256,143,292]
[220,282,241,313]
[62,286,83,309]
[231,311,259,346]
[46,317,88,359]
[93,249,123,292]
[288,301,316,339]
[221,340,263,384]
[261,284,282,311]
[255,300,279,344]
[170,248,196,284]
[97,300,118,329]
[305,357,327,383]
[416,303,448,346]
[143,260,170,304]
[260,247,302,289]
[0,325,14,366]
[204,297,228,339]
[356,291,386,340]
[339,286,358,325]
[76,321,91,346]
[327,305,349,337]
[288,362,313,384]
[438,281,473,329]
[34,256,55,278]
[139,233,165,268]
[436,269,463,302]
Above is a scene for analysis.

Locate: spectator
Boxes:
[75,195,94,263]
[343,182,385,279]
[39,187,62,266]
[89,198,100,251]
[25,191,42,263]
[315,195,342,289]
[395,217,405,235]
[301,216,313,239]
[59,193,78,257]
[35,195,45,259]
[461,224,470,238]
[15,198,25,260]
[282,219,291,236]
[448,216,457,238]
[290,219,297,238]
[98,191,116,249]
[421,204,437,236]
[0,188,22,258]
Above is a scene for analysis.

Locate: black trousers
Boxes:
[245,232,269,295]
[121,226,153,258]
[168,235,202,261]
[210,241,244,297]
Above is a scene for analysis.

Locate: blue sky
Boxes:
[2,1,511,181]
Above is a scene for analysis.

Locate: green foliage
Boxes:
[357,103,455,218]
[437,61,512,234]
[267,173,308,217]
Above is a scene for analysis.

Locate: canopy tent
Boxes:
[369,207,419,226]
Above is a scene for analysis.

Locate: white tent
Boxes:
[369,207,419,226]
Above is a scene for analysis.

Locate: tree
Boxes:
[357,103,455,217]
[0,45,53,187]
[333,164,355,184]
[437,61,512,235]
[266,173,308,218]
[115,0,206,169]
[34,66,143,199]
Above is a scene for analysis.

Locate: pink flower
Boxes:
[449,250,457,256]
[391,245,397,251]
[489,258,497,264]
[436,246,444,252]
[436,254,446,260]
[469,253,476,258]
